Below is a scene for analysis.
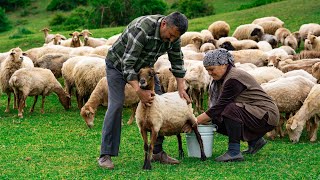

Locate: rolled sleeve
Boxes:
[168,39,186,78]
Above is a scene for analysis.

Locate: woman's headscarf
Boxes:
[203,48,235,67]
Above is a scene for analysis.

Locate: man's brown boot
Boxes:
[98,155,114,169]
[152,151,180,164]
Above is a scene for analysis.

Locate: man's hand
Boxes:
[178,89,191,104]
[176,77,191,104]
[137,89,155,106]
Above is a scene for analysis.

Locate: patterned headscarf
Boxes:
[203,48,235,67]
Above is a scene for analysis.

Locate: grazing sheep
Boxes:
[34,53,70,78]
[199,43,216,53]
[284,34,298,50]
[9,67,70,118]
[292,31,302,48]
[275,28,291,45]
[214,37,238,48]
[208,21,230,39]
[135,67,206,170]
[80,77,139,128]
[106,33,121,45]
[0,47,25,112]
[230,49,268,67]
[306,34,320,51]
[72,57,105,108]
[219,40,258,51]
[286,84,320,143]
[280,59,320,74]
[247,66,284,84]
[261,76,315,139]
[292,50,320,60]
[299,23,320,40]
[256,21,283,35]
[232,24,264,41]
[252,16,284,26]
[279,46,296,55]
[261,34,278,48]
[80,29,108,47]
[41,28,55,44]
[311,62,320,83]
[181,32,204,47]
[200,29,214,43]
[257,41,273,52]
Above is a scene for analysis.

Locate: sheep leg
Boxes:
[127,105,137,125]
[177,134,184,159]
[18,95,27,118]
[200,88,204,112]
[77,94,84,109]
[141,129,151,170]
[5,92,11,112]
[13,93,18,109]
[147,129,158,169]
[191,123,206,161]
[309,115,319,142]
[41,95,46,114]
[30,95,38,113]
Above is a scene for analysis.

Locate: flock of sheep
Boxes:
[1,16,320,145]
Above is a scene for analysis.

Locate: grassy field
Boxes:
[1,0,320,179]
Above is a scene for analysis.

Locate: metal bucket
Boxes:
[186,124,217,158]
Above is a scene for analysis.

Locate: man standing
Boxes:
[99,12,191,169]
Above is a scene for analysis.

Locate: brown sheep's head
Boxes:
[70,31,82,42]
[80,105,95,128]
[286,117,303,143]
[138,67,159,90]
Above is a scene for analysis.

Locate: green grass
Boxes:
[1,0,320,179]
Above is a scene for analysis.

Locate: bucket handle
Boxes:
[213,124,218,132]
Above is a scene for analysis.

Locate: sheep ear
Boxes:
[69,33,73,36]
[290,121,298,130]
[251,28,261,36]
[88,106,95,114]
[22,52,27,56]
[89,32,92,35]
[79,34,83,36]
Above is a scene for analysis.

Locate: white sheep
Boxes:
[182,50,205,61]
[135,67,206,170]
[199,43,216,53]
[219,39,258,51]
[265,48,289,60]
[286,84,320,143]
[60,31,83,47]
[208,21,230,39]
[261,34,278,48]
[106,33,121,45]
[40,27,55,44]
[47,34,67,45]
[280,69,317,84]
[261,76,315,139]
[214,37,238,48]
[72,57,105,108]
[247,66,284,84]
[311,62,320,83]
[252,16,284,26]
[257,41,273,52]
[80,77,139,128]
[256,21,283,35]
[25,45,71,63]
[34,53,70,78]
[284,34,298,50]
[232,24,264,41]
[299,23,320,40]
[230,49,268,67]
[235,62,257,71]
[279,46,296,55]
[9,67,70,118]
[80,29,108,47]
[200,29,214,43]
[0,47,25,112]
[181,32,204,47]
[275,28,291,45]
[306,34,320,51]
[89,45,111,57]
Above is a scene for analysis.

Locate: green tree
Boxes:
[0,7,11,32]
[47,0,88,11]
[172,0,214,19]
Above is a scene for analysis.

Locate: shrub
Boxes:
[1,0,31,11]
[49,13,67,26]
[47,0,88,11]
[172,0,214,19]
[9,27,34,39]
[238,0,283,10]
[0,7,11,32]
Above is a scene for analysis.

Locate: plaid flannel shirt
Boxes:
[106,14,186,81]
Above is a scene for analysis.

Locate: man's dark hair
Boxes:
[165,11,188,35]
